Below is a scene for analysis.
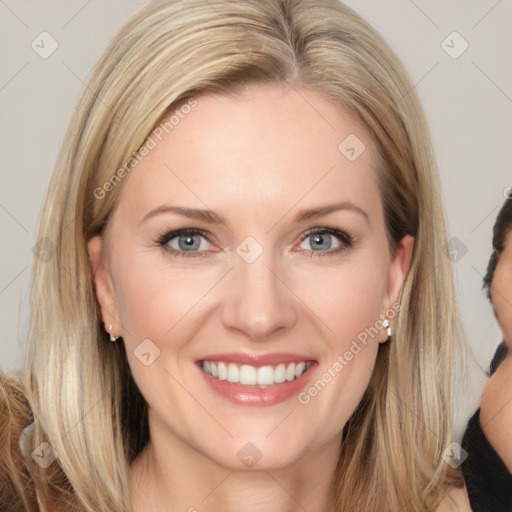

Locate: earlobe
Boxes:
[87,235,120,334]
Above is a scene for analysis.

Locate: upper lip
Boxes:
[197,352,316,367]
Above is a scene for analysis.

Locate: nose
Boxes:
[221,251,298,341]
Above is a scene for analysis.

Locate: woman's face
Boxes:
[480,230,512,472]
[89,84,412,471]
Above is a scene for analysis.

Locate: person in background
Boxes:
[461,193,512,511]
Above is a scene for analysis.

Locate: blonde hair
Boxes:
[0,0,465,510]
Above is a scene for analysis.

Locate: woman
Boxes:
[461,195,512,511]
[0,0,470,510]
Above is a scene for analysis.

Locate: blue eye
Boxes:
[157,227,354,258]
[158,229,213,258]
[297,228,354,257]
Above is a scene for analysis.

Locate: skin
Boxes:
[87,84,464,511]
[480,230,512,473]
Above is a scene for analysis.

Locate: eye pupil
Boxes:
[179,235,200,250]
[310,233,331,250]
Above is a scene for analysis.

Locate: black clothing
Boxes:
[461,342,512,511]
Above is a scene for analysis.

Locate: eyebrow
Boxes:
[139,201,370,226]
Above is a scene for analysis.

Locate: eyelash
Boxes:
[156,227,355,259]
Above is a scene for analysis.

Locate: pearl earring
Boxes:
[108,324,119,343]
[382,318,392,340]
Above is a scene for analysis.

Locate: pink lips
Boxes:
[196,352,317,407]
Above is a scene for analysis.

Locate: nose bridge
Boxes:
[221,243,297,339]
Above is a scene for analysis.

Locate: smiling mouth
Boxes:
[197,360,314,388]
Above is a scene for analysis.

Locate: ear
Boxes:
[87,235,121,337]
[379,234,414,342]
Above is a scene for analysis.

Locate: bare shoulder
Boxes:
[437,485,472,512]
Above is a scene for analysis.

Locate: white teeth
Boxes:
[295,362,306,378]
[274,363,287,384]
[201,360,312,387]
[217,362,227,381]
[257,366,275,386]
[239,365,257,385]
[227,363,239,383]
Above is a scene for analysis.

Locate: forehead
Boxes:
[115,85,383,223]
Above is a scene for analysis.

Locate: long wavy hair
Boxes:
[1,0,465,510]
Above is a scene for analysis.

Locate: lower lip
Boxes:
[197,362,317,406]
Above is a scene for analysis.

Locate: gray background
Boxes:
[1,0,511,440]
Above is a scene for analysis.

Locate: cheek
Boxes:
[292,253,387,410]
[298,251,388,339]
[111,254,223,404]
[113,253,221,342]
